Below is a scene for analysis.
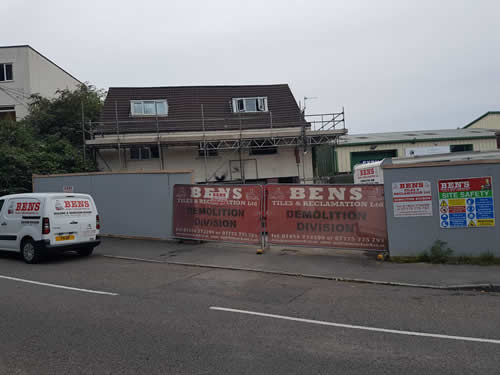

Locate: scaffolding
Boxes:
[86,105,346,183]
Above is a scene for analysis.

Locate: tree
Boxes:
[0,83,105,195]
[25,83,106,147]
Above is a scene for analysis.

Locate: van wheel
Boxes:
[77,247,94,257]
[21,239,42,264]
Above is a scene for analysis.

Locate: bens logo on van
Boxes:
[55,200,91,211]
[65,200,90,208]
[14,202,41,213]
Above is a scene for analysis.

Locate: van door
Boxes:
[0,199,14,250]
[0,198,41,251]
[75,197,97,242]
[49,196,96,245]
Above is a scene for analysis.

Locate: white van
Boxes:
[0,193,100,263]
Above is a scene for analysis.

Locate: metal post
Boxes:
[269,111,274,142]
[81,101,86,162]
[202,104,208,183]
[296,157,301,181]
[239,112,245,184]
[89,119,94,163]
[156,114,164,170]
[301,125,307,184]
[115,101,122,169]
[260,186,267,250]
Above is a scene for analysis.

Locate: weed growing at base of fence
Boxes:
[450,252,500,266]
[391,249,500,266]
[419,240,454,263]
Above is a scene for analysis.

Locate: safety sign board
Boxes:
[392,181,433,217]
[438,177,495,228]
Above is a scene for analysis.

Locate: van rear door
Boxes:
[49,196,96,245]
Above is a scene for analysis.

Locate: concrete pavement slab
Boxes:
[99,237,500,289]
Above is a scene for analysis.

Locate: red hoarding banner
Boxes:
[173,185,262,244]
[265,185,388,250]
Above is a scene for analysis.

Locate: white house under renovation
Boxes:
[86,84,347,183]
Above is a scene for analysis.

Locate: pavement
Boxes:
[100,237,500,289]
[0,250,499,374]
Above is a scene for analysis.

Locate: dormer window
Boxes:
[232,97,268,113]
[130,100,168,116]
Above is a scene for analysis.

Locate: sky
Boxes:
[2,0,499,133]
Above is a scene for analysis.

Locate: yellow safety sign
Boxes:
[477,219,495,227]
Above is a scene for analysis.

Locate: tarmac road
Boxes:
[0,250,499,374]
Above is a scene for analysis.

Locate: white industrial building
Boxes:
[321,112,500,175]
[463,111,500,131]
[0,45,81,121]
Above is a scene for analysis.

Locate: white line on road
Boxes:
[210,306,500,345]
[0,275,118,296]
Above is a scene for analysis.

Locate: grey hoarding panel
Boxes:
[383,163,500,256]
[33,172,192,240]
[34,175,92,195]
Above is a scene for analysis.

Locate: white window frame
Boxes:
[130,146,159,160]
[0,63,13,82]
[130,99,168,116]
[232,97,268,113]
[0,106,15,113]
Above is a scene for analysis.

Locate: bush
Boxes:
[0,83,103,195]
[418,240,453,264]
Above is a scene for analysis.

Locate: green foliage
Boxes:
[454,252,500,265]
[25,83,105,147]
[0,83,104,195]
[417,240,454,263]
[392,252,500,266]
[478,252,495,264]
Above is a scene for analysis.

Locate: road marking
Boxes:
[0,275,118,296]
[210,306,500,345]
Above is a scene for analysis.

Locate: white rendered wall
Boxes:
[0,47,30,120]
[27,47,80,98]
[95,145,314,183]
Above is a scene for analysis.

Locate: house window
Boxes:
[130,100,168,116]
[232,97,268,113]
[0,105,15,121]
[130,146,159,160]
[0,63,13,81]
[198,145,218,157]
[450,144,473,152]
[250,146,277,155]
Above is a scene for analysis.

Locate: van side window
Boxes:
[0,200,4,213]
[6,198,41,216]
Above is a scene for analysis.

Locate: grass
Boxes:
[391,255,500,265]
[390,240,500,265]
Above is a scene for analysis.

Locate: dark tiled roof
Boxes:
[97,84,307,134]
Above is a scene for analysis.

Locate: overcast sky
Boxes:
[2,0,499,133]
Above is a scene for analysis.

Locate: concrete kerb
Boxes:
[100,254,500,292]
